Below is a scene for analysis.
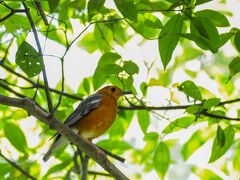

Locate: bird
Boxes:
[43,85,131,162]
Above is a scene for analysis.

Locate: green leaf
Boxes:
[209,126,234,163]
[87,0,105,20]
[137,110,150,133]
[4,123,28,153]
[181,130,210,160]
[190,17,219,53]
[100,64,123,74]
[39,25,66,45]
[128,13,162,39]
[163,116,195,134]
[78,33,98,53]
[153,142,170,179]
[144,132,159,141]
[234,31,240,52]
[97,140,131,153]
[141,133,159,162]
[15,41,43,78]
[44,161,69,177]
[94,24,113,52]
[195,0,213,5]
[4,15,29,33]
[178,80,202,101]
[219,32,234,47]
[114,0,137,22]
[123,60,139,75]
[233,141,240,171]
[48,0,60,12]
[140,82,147,96]
[193,167,222,180]
[179,33,218,53]
[195,10,230,27]
[0,163,10,177]
[109,111,134,139]
[158,14,183,69]
[228,56,240,81]
[83,78,90,94]
[191,17,209,38]
[186,105,203,114]
[203,98,220,109]
[93,52,121,90]
[216,125,225,147]
[112,21,130,45]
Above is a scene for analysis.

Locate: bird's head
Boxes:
[97,86,131,99]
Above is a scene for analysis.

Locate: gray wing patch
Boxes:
[63,93,102,127]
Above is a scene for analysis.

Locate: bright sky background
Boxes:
[1,0,240,179]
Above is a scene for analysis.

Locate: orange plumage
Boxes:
[43,85,131,162]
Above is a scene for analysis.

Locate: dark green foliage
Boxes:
[178,80,202,101]
[158,14,183,69]
[15,41,43,78]
[209,126,234,162]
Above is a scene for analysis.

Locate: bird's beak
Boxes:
[119,91,132,96]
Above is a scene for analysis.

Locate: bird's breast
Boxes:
[75,95,118,139]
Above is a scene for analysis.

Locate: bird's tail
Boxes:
[43,135,68,162]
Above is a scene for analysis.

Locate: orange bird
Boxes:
[43,85,131,162]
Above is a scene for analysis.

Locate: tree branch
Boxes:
[119,104,191,111]
[0,2,26,23]
[201,111,240,121]
[0,95,129,180]
[34,0,49,25]
[22,2,53,113]
[78,150,89,180]
[0,63,83,100]
[0,151,36,180]
[97,145,125,163]
[0,81,27,98]
[88,170,111,177]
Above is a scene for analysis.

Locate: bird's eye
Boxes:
[111,87,116,92]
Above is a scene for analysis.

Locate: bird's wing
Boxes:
[50,93,102,140]
[64,93,103,126]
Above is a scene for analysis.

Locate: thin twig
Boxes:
[0,151,37,180]
[136,9,184,12]
[88,170,112,177]
[73,151,81,174]
[53,58,65,112]
[62,17,125,58]
[97,146,125,163]
[119,104,191,111]
[0,81,27,98]
[0,78,33,89]
[0,63,83,100]
[78,149,89,180]
[201,111,240,121]
[0,38,14,64]
[22,2,53,113]
[34,0,49,25]
[0,2,26,23]
[32,76,40,100]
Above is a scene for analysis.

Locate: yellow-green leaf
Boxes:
[158,14,183,69]
[209,126,234,163]
[4,123,28,153]
[153,142,170,179]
